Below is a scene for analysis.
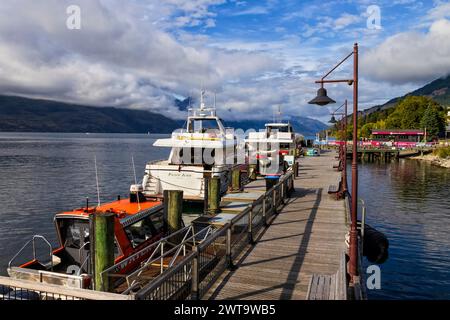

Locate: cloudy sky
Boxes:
[0,0,449,122]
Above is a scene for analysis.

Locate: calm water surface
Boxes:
[0,133,449,299]
[357,159,450,299]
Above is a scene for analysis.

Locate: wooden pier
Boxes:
[347,149,399,162]
[1,150,355,300]
[204,151,349,300]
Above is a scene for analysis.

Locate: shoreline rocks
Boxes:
[410,154,450,168]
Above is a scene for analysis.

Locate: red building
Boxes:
[371,129,424,147]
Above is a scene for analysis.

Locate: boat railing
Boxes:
[133,170,294,300]
[8,235,53,271]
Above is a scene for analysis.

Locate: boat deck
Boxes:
[204,151,349,300]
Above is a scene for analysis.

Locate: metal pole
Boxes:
[248,206,254,244]
[226,227,234,269]
[342,100,348,193]
[349,43,359,280]
[192,247,199,300]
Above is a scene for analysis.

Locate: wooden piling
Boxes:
[90,212,115,292]
[164,190,183,233]
[249,164,257,180]
[231,168,242,192]
[208,177,221,214]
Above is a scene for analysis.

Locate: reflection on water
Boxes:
[356,159,450,300]
[0,133,170,274]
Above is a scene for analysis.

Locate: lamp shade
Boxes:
[308,87,336,106]
[329,115,337,124]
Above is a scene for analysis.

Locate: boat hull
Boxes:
[143,163,234,200]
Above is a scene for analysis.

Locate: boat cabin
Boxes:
[8,188,164,289]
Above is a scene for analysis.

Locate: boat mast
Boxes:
[200,89,206,111]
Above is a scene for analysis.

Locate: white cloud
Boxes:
[0,0,447,125]
[0,0,280,120]
[361,19,450,84]
[425,2,450,21]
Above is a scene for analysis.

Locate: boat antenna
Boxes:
[214,92,216,109]
[278,105,282,123]
[132,155,138,185]
[200,88,206,110]
[94,155,101,207]
[131,155,141,211]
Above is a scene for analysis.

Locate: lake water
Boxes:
[357,159,450,300]
[0,133,449,299]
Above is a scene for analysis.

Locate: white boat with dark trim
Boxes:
[246,120,301,176]
[142,91,240,201]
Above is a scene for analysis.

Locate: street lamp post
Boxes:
[329,100,348,195]
[308,43,359,282]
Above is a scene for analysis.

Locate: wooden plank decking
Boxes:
[205,150,349,300]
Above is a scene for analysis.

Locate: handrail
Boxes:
[0,276,131,300]
[132,170,295,300]
[101,225,193,275]
[135,252,197,299]
[8,235,53,270]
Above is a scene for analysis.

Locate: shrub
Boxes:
[433,146,450,159]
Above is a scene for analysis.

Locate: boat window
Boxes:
[189,119,220,133]
[124,215,159,248]
[58,219,90,249]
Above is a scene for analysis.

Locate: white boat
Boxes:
[246,121,300,176]
[142,91,240,201]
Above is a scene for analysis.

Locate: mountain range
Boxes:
[361,75,450,117]
[0,95,327,135]
[0,74,449,135]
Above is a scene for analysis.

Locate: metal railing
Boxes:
[134,171,294,300]
[8,235,53,270]
[101,224,216,294]
[0,276,131,300]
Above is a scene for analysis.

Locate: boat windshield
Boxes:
[268,125,290,133]
[57,218,90,249]
[188,119,221,133]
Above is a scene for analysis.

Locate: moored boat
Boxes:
[142,91,242,201]
[7,186,164,289]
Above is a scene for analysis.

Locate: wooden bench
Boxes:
[332,160,341,171]
[306,252,347,300]
[327,184,339,194]
[327,176,342,199]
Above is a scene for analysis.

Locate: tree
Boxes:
[361,123,375,138]
[386,96,439,129]
[420,105,446,140]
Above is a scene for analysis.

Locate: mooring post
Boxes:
[249,164,257,180]
[90,212,115,292]
[207,176,221,214]
[292,162,298,179]
[231,167,242,192]
[164,190,183,234]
